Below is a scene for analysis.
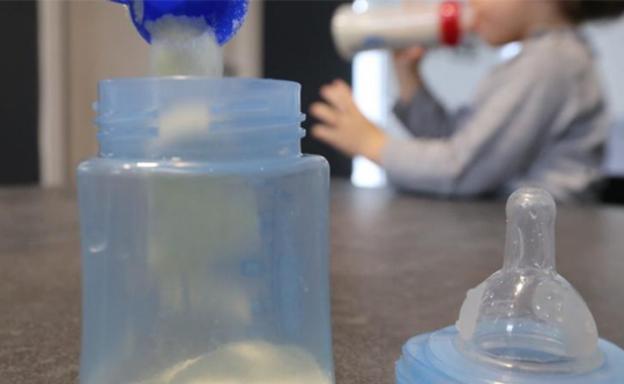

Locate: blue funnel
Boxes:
[112,0,248,45]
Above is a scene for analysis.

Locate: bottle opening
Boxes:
[94,77,304,160]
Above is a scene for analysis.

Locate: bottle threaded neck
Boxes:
[95,77,304,161]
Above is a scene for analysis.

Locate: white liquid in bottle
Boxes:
[141,341,331,384]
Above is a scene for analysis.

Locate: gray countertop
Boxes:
[1,181,623,383]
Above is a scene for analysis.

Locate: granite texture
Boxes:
[1,181,623,383]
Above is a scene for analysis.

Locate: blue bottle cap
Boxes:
[397,188,624,383]
[111,0,248,45]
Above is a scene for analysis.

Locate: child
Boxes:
[310,0,624,201]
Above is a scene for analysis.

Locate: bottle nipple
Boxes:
[456,188,603,373]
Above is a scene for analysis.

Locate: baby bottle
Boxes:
[76,2,334,384]
[332,0,470,59]
[78,78,333,384]
[396,188,624,383]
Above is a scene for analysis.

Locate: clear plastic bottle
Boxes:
[77,77,333,384]
[332,0,470,59]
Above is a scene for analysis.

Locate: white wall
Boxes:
[586,18,624,118]
[585,17,624,175]
[38,0,69,187]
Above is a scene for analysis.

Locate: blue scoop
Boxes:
[111,0,248,45]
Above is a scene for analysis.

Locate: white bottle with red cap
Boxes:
[331,1,470,59]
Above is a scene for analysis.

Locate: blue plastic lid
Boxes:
[397,327,624,384]
[396,188,624,383]
[111,0,248,45]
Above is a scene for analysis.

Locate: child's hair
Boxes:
[559,0,624,24]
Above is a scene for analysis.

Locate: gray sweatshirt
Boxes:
[384,30,608,202]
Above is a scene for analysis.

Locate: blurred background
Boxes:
[1,0,623,201]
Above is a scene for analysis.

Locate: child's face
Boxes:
[468,0,532,46]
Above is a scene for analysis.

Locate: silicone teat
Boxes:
[456,188,602,374]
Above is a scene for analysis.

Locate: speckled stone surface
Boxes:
[1,181,623,383]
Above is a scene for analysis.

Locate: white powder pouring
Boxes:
[145,15,222,143]
[147,15,223,77]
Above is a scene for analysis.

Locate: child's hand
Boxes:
[393,46,426,104]
[310,79,387,164]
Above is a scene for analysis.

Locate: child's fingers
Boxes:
[311,124,340,146]
[332,78,350,89]
[404,46,425,60]
[320,83,349,111]
[394,46,426,66]
[330,80,358,111]
[310,102,339,126]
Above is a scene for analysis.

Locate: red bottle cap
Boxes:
[439,1,462,46]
